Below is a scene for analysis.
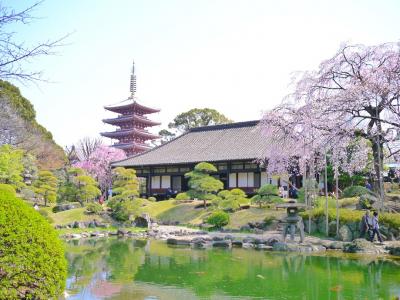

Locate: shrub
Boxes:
[148,196,157,202]
[0,189,67,299]
[264,215,276,226]
[86,202,103,214]
[251,184,281,208]
[111,199,142,221]
[175,192,190,201]
[206,210,230,228]
[342,185,372,198]
[214,188,249,211]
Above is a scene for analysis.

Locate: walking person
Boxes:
[359,210,371,239]
[370,211,383,243]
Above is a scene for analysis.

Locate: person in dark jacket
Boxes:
[359,210,371,238]
[370,211,383,243]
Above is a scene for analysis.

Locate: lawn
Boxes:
[39,205,109,226]
[227,207,284,229]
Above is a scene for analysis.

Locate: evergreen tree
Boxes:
[33,171,58,206]
[185,162,223,208]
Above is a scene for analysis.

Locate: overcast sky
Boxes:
[5,0,400,147]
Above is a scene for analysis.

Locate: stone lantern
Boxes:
[276,200,306,243]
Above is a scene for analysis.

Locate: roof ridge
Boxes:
[189,120,260,132]
[111,130,191,165]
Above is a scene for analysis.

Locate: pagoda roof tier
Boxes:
[100,128,160,140]
[104,100,160,114]
[102,114,161,126]
[113,142,151,151]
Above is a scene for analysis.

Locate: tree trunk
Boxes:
[204,198,206,209]
[371,137,385,208]
[324,151,329,237]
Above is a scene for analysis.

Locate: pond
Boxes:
[65,238,400,300]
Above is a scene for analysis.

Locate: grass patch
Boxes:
[156,202,208,224]
[142,200,177,218]
[40,206,109,226]
[226,207,283,229]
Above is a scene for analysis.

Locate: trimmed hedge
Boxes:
[175,192,190,201]
[301,207,400,229]
[206,210,230,228]
[342,185,372,198]
[0,185,67,299]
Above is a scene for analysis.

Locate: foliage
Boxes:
[0,80,66,169]
[111,167,139,201]
[0,188,67,299]
[110,199,142,222]
[342,185,373,198]
[86,202,103,214]
[206,210,230,228]
[0,144,24,189]
[264,215,276,226]
[301,207,400,230]
[168,108,233,134]
[214,188,249,211]
[148,196,157,202]
[74,175,101,205]
[251,184,281,207]
[33,170,58,206]
[185,162,223,206]
[73,145,125,192]
[175,192,190,201]
[58,167,101,206]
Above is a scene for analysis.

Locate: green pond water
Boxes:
[65,238,400,300]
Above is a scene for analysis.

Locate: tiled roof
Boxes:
[111,120,267,167]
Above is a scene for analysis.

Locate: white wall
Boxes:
[161,175,171,189]
[151,176,161,189]
[229,173,237,188]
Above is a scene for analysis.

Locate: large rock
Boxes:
[117,229,128,236]
[338,225,353,242]
[386,242,400,256]
[166,238,191,246]
[134,216,149,228]
[232,240,243,247]
[73,221,86,229]
[266,237,281,246]
[343,238,383,254]
[273,242,326,253]
[303,219,317,234]
[212,240,231,248]
[273,242,288,251]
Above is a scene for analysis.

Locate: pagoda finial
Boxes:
[130,59,136,98]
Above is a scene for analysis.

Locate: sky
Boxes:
[4,0,400,147]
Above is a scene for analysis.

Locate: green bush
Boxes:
[86,202,103,214]
[342,185,372,198]
[301,207,364,225]
[264,215,276,226]
[175,192,190,201]
[111,199,142,221]
[206,210,230,228]
[251,184,281,207]
[148,196,157,202]
[0,188,67,299]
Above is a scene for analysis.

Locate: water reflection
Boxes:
[65,238,400,300]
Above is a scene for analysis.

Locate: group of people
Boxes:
[360,210,383,243]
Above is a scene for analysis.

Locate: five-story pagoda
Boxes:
[101,61,160,156]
